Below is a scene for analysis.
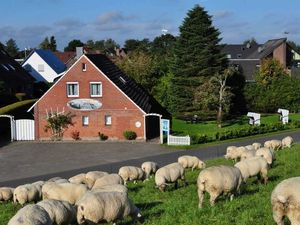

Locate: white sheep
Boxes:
[118,166,144,185]
[14,183,42,205]
[92,184,128,196]
[240,149,256,161]
[0,187,14,202]
[224,146,247,161]
[256,147,275,166]
[234,156,269,184]
[155,162,186,192]
[37,199,76,225]
[92,174,124,189]
[141,161,158,180]
[76,191,141,225]
[197,165,242,208]
[282,136,293,149]
[177,155,206,171]
[85,171,109,189]
[252,142,262,150]
[42,182,88,205]
[8,204,52,225]
[68,173,87,185]
[245,145,255,151]
[271,177,300,225]
[47,177,63,182]
[264,140,282,151]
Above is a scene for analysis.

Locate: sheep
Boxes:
[37,199,76,225]
[92,174,124,189]
[245,145,255,151]
[264,140,282,151]
[155,162,186,192]
[8,204,52,225]
[85,171,109,189]
[47,177,63,182]
[118,166,144,185]
[68,173,87,185]
[234,156,269,184]
[0,187,14,202]
[252,142,262,150]
[271,177,300,225]
[92,184,128,196]
[76,191,141,225]
[256,147,275,166]
[224,146,247,161]
[177,155,206,171]
[14,183,42,205]
[197,165,243,208]
[141,161,159,180]
[42,182,88,205]
[282,136,294,149]
[240,149,256,161]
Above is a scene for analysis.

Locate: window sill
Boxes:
[67,95,79,98]
[90,95,102,97]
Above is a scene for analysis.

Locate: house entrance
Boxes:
[145,114,161,141]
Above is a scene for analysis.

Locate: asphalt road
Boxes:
[0,130,299,187]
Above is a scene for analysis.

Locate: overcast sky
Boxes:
[1,0,299,51]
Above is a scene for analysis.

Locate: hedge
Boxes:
[0,99,37,115]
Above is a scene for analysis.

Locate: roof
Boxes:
[86,54,171,118]
[23,49,66,74]
[54,51,76,64]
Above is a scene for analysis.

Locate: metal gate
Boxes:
[15,119,35,141]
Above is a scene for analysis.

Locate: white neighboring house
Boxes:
[22,49,66,83]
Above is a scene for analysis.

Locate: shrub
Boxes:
[0,99,37,115]
[71,130,80,140]
[98,132,108,141]
[123,130,137,140]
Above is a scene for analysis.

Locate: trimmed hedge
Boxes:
[0,99,37,115]
[191,121,300,144]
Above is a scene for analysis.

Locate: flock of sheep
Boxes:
[0,135,298,225]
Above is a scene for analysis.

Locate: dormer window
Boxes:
[82,63,87,72]
[38,64,44,72]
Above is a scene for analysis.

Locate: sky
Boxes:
[1,0,300,51]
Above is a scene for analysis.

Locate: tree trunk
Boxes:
[217,105,222,128]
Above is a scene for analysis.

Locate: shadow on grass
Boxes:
[267,175,280,182]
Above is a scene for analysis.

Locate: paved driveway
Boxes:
[0,130,300,187]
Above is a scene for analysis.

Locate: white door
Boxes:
[15,119,35,141]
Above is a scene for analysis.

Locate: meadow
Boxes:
[1,143,300,224]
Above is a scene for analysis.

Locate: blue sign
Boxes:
[161,119,170,135]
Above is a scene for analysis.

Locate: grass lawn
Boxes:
[1,144,300,224]
[172,113,300,138]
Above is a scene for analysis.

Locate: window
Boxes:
[119,76,126,84]
[8,64,15,71]
[82,63,86,71]
[90,82,102,97]
[1,64,9,71]
[227,54,231,59]
[105,115,112,126]
[38,64,44,72]
[237,54,242,58]
[67,82,79,97]
[82,116,89,126]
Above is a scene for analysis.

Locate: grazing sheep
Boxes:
[234,156,269,184]
[141,161,158,180]
[271,177,300,225]
[42,182,88,205]
[240,149,256,161]
[85,171,109,189]
[0,187,14,202]
[14,183,42,205]
[76,191,141,225]
[92,184,128,196]
[282,136,293,149]
[47,177,63,182]
[118,166,144,185]
[8,204,52,225]
[155,162,186,192]
[68,173,87,185]
[177,155,206,171]
[256,147,275,166]
[37,199,76,225]
[264,140,282,151]
[224,146,247,161]
[245,145,255,151]
[197,165,242,208]
[92,174,124,189]
[252,142,262,150]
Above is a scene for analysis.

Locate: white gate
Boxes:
[15,119,35,141]
[167,135,190,146]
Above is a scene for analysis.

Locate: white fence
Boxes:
[15,119,35,141]
[167,135,190,146]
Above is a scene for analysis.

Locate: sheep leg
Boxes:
[198,189,204,209]
[230,194,234,201]
[209,192,219,206]
[272,204,285,225]
[174,181,178,189]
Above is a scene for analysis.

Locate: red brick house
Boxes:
[28,54,171,141]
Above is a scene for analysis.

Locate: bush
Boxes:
[98,132,108,141]
[123,130,137,140]
[0,99,37,115]
[71,130,80,140]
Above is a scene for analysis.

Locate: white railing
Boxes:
[167,135,190,146]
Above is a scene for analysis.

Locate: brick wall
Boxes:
[273,42,287,68]
[34,56,145,140]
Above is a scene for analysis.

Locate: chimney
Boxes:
[76,47,84,59]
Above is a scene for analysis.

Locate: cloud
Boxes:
[54,18,85,29]
[213,10,233,20]
[95,11,136,25]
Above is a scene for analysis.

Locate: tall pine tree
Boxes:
[169,5,227,115]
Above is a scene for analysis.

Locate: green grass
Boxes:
[0,99,37,115]
[1,145,300,224]
[172,114,300,138]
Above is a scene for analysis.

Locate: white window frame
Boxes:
[105,115,112,126]
[38,64,44,72]
[67,82,79,97]
[82,63,87,72]
[90,82,102,97]
[82,116,89,126]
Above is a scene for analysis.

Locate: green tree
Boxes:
[64,39,84,52]
[5,38,19,58]
[124,39,141,52]
[86,40,95,49]
[39,37,50,49]
[49,36,57,51]
[152,34,176,56]
[169,5,228,114]
[243,37,258,45]
[103,38,119,55]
